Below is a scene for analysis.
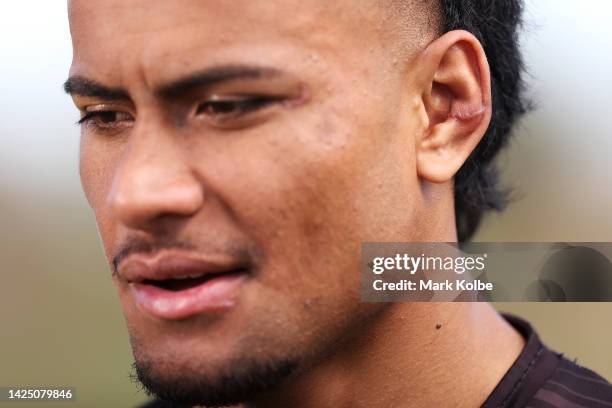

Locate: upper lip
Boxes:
[117,250,248,283]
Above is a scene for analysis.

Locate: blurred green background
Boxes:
[1,1,611,407]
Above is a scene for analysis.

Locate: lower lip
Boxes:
[129,272,247,320]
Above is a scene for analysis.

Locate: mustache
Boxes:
[111,236,257,276]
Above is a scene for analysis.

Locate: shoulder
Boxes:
[487,314,612,408]
[528,356,612,407]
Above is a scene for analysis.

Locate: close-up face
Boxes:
[68,0,437,404]
[11,1,612,406]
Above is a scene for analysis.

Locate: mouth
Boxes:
[143,269,246,292]
[119,252,250,320]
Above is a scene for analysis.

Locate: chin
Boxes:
[131,342,300,407]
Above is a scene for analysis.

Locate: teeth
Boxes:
[149,273,206,281]
[167,275,190,280]
[171,273,205,280]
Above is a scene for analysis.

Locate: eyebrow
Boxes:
[63,65,281,101]
[156,65,280,99]
[63,76,129,100]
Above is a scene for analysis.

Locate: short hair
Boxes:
[439,0,529,241]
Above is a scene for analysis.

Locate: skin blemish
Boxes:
[450,103,485,121]
[282,85,311,109]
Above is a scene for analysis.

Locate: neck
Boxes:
[251,302,524,408]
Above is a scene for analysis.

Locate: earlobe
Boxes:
[415,30,492,184]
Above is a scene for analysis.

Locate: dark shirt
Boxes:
[141,314,612,408]
[482,315,612,408]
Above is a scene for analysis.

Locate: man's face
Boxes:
[69,0,428,404]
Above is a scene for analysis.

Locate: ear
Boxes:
[414,30,492,183]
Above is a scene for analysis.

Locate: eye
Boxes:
[77,110,134,132]
[195,95,279,123]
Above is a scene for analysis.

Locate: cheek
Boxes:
[80,134,111,207]
[224,108,418,352]
[79,135,121,260]
[208,99,415,299]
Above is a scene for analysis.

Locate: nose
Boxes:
[108,124,204,230]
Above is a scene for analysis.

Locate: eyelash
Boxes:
[76,111,134,135]
[195,95,282,124]
[77,111,127,125]
[77,96,281,132]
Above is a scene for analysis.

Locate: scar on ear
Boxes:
[451,103,486,121]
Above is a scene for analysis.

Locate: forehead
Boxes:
[68,0,396,85]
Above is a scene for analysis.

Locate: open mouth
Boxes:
[143,269,247,292]
[131,268,249,319]
[120,252,251,319]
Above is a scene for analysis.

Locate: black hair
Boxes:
[439,0,529,241]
